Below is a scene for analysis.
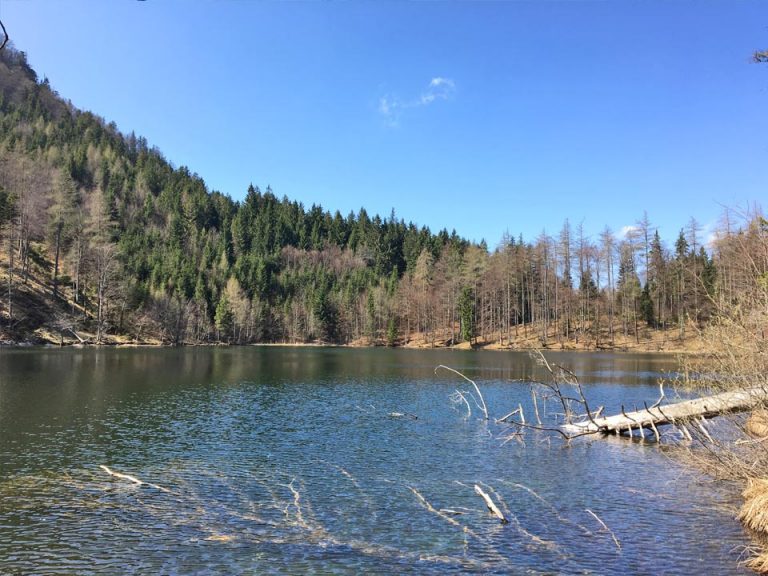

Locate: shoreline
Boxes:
[0,337,701,356]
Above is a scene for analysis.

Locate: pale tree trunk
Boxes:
[52,221,62,297]
[6,221,13,323]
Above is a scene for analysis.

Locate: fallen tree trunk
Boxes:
[562,386,768,436]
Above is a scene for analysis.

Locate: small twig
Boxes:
[409,486,462,528]
[496,407,522,424]
[620,405,637,423]
[648,412,661,442]
[515,419,598,440]
[697,417,715,443]
[532,389,542,425]
[585,508,621,551]
[651,381,666,409]
[502,481,592,535]
[100,465,142,485]
[451,389,472,419]
[99,465,172,493]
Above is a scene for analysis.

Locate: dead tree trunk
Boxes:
[563,387,768,436]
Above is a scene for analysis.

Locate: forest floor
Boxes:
[396,324,708,354]
[344,317,709,354]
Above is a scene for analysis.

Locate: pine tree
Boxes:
[458,285,475,344]
[215,293,234,342]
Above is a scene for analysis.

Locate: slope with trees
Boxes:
[0,45,739,349]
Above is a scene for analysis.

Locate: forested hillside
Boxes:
[0,45,761,348]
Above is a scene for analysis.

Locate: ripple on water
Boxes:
[0,347,752,574]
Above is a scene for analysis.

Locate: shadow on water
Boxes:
[0,347,751,574]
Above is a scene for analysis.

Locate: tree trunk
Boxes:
[52,221,62,297]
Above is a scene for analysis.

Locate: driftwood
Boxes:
[474,484,508,524]
[563,387,768,436]
[100,465,142,485]
[63,327,88,344]
[99,465,172,493]
[388,411,418,420]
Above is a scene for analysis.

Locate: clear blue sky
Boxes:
[2,0,766,248]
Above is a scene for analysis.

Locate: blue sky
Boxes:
[2,0,766,248]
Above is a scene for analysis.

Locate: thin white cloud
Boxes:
[378,77,456,126]
[378,97,391,116]
[430,77,454,88]
[378,95,400,127]
[420,77,455,104]
[618,225,639,239]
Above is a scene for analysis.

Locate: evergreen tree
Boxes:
[313,286,338,343]
[458,285,475,344]
[215,293,234,342]
[386,316,397,347]
[639,283,654,327]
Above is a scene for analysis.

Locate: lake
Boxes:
[0,347,750,574]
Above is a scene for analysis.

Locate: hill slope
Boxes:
[0,45,468,345]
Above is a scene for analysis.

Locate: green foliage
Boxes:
[700,247,717,297]
[458,286,475,343]
[639,283,654,327]
[214,294,234,341]
[386,316,397,347]
[0,185,15,226]
[313,285,338,343]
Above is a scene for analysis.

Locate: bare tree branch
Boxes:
[0,20,8,52]
[436,365,488,420]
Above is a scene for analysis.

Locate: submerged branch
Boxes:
[474,484,509,524]
[99,465,172,493]
[436,365,488,420]
[585,509,621,551]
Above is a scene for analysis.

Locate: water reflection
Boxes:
[0,347,750,574]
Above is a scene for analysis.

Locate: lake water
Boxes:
[0,347,750,574]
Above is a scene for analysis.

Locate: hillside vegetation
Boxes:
[0,45,761,349]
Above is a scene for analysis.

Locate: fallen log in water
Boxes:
[562,386,768,436]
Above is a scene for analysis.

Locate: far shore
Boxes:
[1,325,707,356]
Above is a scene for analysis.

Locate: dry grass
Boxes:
[673,275,768,572]
[398,320,710,354]
[741,479,768,573]
[747,412,768,439]
[740,479,768,533]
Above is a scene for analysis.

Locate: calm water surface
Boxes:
[0,347,750,574]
